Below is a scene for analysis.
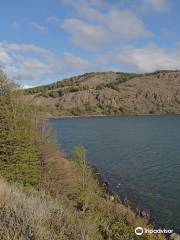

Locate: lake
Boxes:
[50,116,180,233]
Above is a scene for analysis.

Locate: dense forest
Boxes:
[0,69,166,239]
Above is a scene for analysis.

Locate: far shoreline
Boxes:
[46,112,180,120]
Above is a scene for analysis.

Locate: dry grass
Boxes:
[42,143,77,196]
[39,121,77,197]
[0,174,166,240]
[0,178,104,240]
[0,178,67,240]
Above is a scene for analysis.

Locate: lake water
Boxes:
[50,116,180,233]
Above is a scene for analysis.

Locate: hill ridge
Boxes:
[25,70,180,117]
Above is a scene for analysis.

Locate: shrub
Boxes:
[0,71,42,187]
[49,91,59,98]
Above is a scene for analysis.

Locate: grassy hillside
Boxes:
[0,69,166,239]
[25,70,180,117]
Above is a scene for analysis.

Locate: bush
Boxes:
[0,71,42,187]
[49,91,59,98]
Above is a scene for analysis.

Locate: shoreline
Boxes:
[48,114,180,238]
[46,112,180,120]
[91,164,178,239]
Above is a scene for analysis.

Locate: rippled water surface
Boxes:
[50,116,180,232]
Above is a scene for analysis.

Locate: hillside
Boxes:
[25,70,180,117]
[0,70,166,240]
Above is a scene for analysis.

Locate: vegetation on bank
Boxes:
[0,71,42,187]
[0,69,166,239]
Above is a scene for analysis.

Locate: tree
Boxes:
[0,69,18,96]
[0,69,42,187]
[71,145,87,191]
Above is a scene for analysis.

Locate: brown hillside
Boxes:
[25,70,180,117]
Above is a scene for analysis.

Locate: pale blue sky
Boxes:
[0,0,180,87]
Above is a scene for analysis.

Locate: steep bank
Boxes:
[0,70,167,239]
[25,70,180,118]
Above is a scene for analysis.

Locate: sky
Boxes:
[0,0,180,87]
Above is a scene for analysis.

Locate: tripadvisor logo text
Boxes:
[135,227,173,236]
